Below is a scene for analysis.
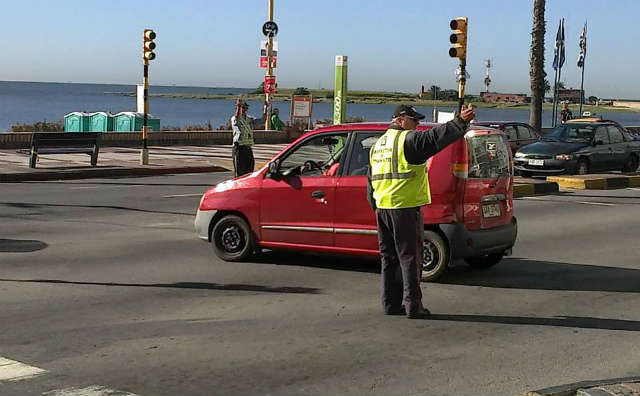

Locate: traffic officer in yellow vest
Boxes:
[231,98,265,177]
[368,104,476,319]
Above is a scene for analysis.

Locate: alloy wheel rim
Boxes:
[422,240,439,273]
[220,225,244,252]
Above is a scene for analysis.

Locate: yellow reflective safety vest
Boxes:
[236,116,255,146]
[370,128,431,209]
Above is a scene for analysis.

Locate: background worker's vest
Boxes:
[370,128,431,209]
[237,117,255,146]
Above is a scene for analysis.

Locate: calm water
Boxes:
[2,81,640,132]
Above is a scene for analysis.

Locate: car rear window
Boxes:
[467,133,511,178]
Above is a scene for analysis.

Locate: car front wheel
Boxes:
[575,158,589,175]
[466,252,504,269]
[622,154,639,173]
[211,214,254,262]
[421,230,449,282]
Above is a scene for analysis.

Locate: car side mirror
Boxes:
[266,160,281,179]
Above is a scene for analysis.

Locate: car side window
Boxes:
[279,133,348,177]
[503,125,518,140]
[594,126,610,144]
[517,125,533,139]
[345,132,381,176]
[608,126,624,144]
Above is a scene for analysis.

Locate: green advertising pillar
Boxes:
[333,55,348,124]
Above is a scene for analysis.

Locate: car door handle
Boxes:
[311,190,325,198]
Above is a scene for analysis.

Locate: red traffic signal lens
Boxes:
[144,30,156,40]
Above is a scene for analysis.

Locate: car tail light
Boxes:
[452,163,468,178]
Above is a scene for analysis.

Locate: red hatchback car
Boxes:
[195,122,518,281]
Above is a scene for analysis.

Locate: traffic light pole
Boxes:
[458,59,467,114]
[141,60,149,165]
[265,0,274,130]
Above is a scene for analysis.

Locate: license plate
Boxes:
[482,203,501,218]
[528,159,544,166]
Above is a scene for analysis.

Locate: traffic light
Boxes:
[449,17,468,59]
[143,29,156,61]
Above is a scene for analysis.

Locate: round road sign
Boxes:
[262,21,278,37]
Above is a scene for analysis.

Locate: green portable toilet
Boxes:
[64,112,90,132]
[88,112,114,132]
[114,112,160,132]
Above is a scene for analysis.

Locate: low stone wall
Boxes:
[0,130,293,150]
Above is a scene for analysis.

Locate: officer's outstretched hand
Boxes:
[460,104,476,123]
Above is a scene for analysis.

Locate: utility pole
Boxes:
[141,29,156,165]
[484,59,492,93]
[265,0,274,130]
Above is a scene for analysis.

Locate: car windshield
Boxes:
[542,125,594,143]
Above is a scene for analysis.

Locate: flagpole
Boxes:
[579,59,585,116]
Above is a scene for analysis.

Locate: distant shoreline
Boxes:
[110,90,640,113]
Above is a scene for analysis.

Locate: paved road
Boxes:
[1,174,640,395]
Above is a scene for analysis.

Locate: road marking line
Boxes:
[577,201,616,206]
[45,385,138,396]
[162,193,203,198]
[0,356,46,381]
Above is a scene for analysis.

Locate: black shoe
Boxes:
[407,308,431,319]
[384,306,406,316]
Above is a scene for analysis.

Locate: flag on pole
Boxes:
[577,22,587,68]
[552,19,565,70]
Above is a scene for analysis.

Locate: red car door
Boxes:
[334,132,382,253]
[259,132,348,249]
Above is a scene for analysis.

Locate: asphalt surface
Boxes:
[1,173,640,395]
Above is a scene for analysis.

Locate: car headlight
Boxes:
[555,154,573,161]
[514,152,526,158]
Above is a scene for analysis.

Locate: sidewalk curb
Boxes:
[0,165,229,182]
[526,376,640,396]
[547,175,640,190]
[514,181,559,198]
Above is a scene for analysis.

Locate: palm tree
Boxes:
[529,0,546,130]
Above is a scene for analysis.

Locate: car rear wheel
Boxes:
[575,158,589,175]
[211,215,254,262]
[466,251,504,269]
[421,231,449,282]
[622,154,639,173]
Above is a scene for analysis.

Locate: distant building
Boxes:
[480,92,530,103]
[557,89,584,103]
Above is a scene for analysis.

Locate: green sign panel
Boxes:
[333,55,348,125]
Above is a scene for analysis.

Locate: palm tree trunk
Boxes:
[529,0,546,131]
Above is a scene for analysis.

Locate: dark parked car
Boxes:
[514,121,640,176]
[472,121,540,154]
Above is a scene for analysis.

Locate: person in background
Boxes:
[231,98,265,177]
[368,104,476,319]
[560,102,573,123]
[270,108,285,131]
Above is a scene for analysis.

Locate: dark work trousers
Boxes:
[232,144,255,178]
[376,207,424,315]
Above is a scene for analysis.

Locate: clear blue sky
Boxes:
[2,0,638,98]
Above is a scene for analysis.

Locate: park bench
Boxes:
[29,132,101,168]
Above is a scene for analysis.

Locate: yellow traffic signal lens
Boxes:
[144,41,156,51]
[450,18,467,31]
[449,45,466,59]
[450,33,466,44]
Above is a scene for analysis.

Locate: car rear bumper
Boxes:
[440,217,518,260]
[195,209,217,241]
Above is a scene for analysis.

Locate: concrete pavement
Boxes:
[0,144,287,182]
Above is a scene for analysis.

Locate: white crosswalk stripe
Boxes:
[0,356,46,381]
[44,385,138,396]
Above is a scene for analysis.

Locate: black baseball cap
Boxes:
[393,105,425,120]
[241,102,249,109]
